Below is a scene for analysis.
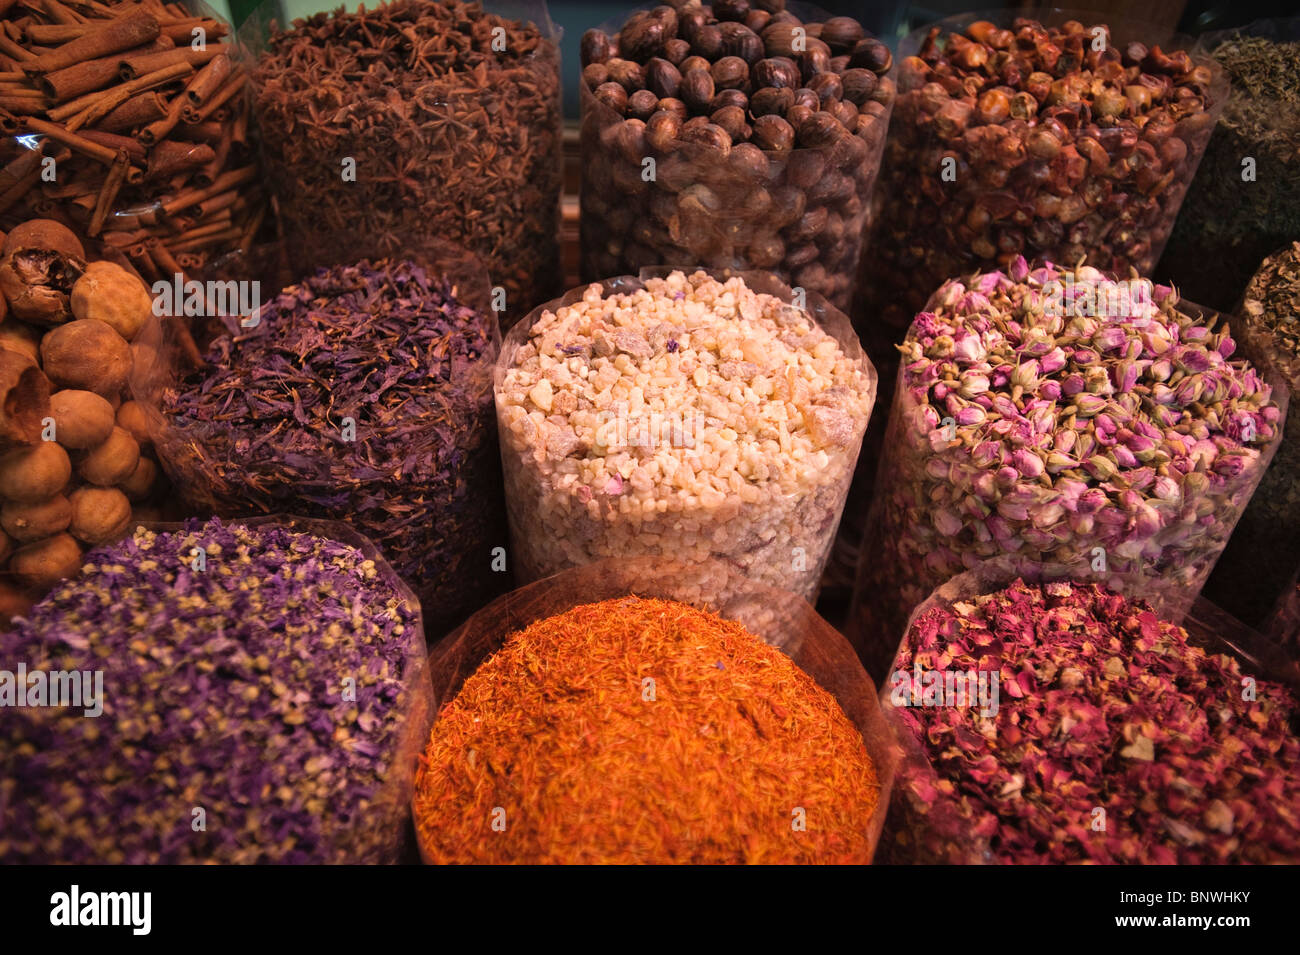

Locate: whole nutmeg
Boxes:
[48,389,115,450]
[786,104,815,130]
[0,319,41,364]
[752,114,795,152]
[610,118,648,165]
[70,261,152,342]
[619,10,674,61]
[750,86,795,116]
[9,532,81,589]
[115,400,152,447]
[581,29,613,67]
[709,89,748,113]
[663,38,691,65]
[595,81,630,114]
[68,485,133,545]
[679,55,711,75]
[745,9,771,33]
[821,17,865,53]
[119,455,158,502]
[719,23,764,63]
[0,441,71,503]
[0,219,87,326]
[646,112,682,153]
[605,58,645,91]
[798,46,832,81]
[655,97,689,123]
[792,88,820,111]
[756,0,788,12]
[40,319,131,398]
[841,68,878,106]
[646,57,682,98]
[829,100,859,133]
[797,111,844,148]
[679,69,716,112]
[729,142,770,180]
[583,63,609,90]
[680,122,733,157]
[1,493,72,543]
[786,150,826,188]
[753,57,801,89]
[77,426,139,486]
[711,55,750,90]
[628,89,660,120]
[711,105,750,142]
[690,24,723,59]
[714,0,751,20]
[807,72,843,105]
[761,22,801,58]
[849,38,892,74]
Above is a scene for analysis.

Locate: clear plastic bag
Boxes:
[416,556,898,864]
[0,514,432,864]
[1156,18,1300,311]
[578,3,895,316]
[494,267,876,604]
[858,8,1228,339]
[0,1,265,285]
[877,564,1300,864]
[851,285,1289,682]
[241,0,563,325]
[130,235,507,638]
[1203,243,1300,627]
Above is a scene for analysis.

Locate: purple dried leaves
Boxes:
[890,579,1300,863]
[159,258,503,634]
[0,518,421,864]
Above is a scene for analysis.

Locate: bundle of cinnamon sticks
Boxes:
[0,0,263,284]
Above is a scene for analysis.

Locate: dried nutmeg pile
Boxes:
[1204,242,1300,628]
[0,0,263,283]
[0,218,165,611]
[861,16,1223,338]
[251,0,562,324]
[579,0,896,313]
[885,579,1300,864]
[853,261,1282,677]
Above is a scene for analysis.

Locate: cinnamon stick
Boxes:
[183,51,229,106]
[159,19,226,44]
[25,10,159,74]
[160,165,255,214]
[145,138,212,179]
[118,42,222,80]
[27,24,88,44]
[77,127,145,161]
[41,36,171,100]
[42,0,84,27]
[138,86,184,145]
[54,59,191,128]
[87,146,128,235]
[0,34,37,63]
[94,89,165,131]
[183,64,240,122]
[23,115,117,163]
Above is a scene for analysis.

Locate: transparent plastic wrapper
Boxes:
[851,267,1288,682]
[0,1,267,285]
[1203,243,1300,627]
[495,267,876,604]
[415,556,898,864]
[1157,18,1300,311]
[242,0,562,325]
[858,9,1227,340]
[1265,568,1300,667]
[0,515,432,864]
[130,235,506,638]
[579,2,895,315]
[877,565,1300,864]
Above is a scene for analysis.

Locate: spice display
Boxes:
[496,269,875,602]
[250,0,562,324]
[0,218,165,591]
[0,0,263,283]
[860,15,1225,339]
[884,577,1300,864]
[153,257,503,636]
[415,595,879,864]
[0,517,428,864]
[1158,23,1300,310]
[853,261,1284,679]
[579,2,895,314]
[1205,243,1300,626]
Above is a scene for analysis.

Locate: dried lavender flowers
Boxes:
[884,578,1300,864]
[250,0,562,323]
[1206,242,1300,627]
[853,261,1283,677]
[0,518,426,864]
[155,258,503,636]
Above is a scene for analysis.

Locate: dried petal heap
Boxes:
[497,270,874,601]
[856,262,1282,673]
[160,259,502,634]
[888,579,1300,864]
[415,596,879,864]
[0,519,422,864]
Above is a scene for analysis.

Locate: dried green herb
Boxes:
[1158,29,1300,310]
